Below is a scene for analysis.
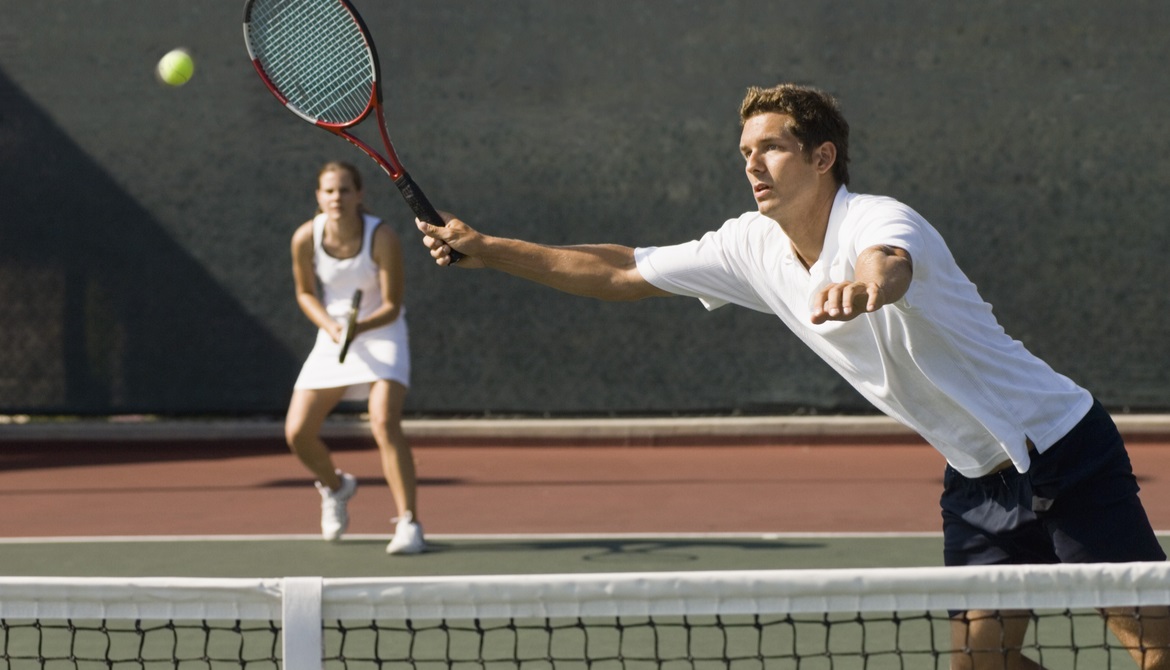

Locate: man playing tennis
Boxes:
[416,83,1168,669]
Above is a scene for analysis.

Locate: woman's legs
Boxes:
[286,386,356,540]
[285,386,348,489]
[367,380,416,518]
[369,380,425,554]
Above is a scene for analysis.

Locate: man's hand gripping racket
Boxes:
[338,289,362,363]
[416,213,483,268]
[243,0,462,263]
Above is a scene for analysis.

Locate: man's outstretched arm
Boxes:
[417,214,670,302]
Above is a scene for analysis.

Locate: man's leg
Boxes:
[949,610,1045,670]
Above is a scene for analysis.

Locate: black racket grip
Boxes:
[339,289,362,364]
[394,172,464,264]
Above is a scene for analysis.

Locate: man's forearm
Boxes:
[855,245,913,304]
[478,237,664,301]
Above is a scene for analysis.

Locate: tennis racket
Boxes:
[242,0,462,262]
[338,289,362,363]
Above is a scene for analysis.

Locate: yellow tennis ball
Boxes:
[157,49,194,87]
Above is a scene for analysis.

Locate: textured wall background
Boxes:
[1,1,1167,415]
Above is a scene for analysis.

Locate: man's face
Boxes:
[739,112,821,221]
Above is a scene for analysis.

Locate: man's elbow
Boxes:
[593,273,668,302]
[885,254,913,304]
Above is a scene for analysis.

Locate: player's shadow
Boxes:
[383,537,827,563]
[262,476,465,488]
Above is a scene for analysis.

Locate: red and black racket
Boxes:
[243,0,461,262]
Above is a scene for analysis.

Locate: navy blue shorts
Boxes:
[941,399,1166,567]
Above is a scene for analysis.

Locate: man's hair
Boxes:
[739,84,850,186]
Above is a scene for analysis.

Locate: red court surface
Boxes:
[2,426,1170,539]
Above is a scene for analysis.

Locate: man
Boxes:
[416,83,1168,669]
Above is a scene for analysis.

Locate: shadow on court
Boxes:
[0,438,326,472]
[0,536,951,579]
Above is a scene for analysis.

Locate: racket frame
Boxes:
[243,0,461,260]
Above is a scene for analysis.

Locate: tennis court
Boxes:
[3,415,1170,576]
[3,417,1170,667]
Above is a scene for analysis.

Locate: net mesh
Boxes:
[3,564,1169,670]
[1,619,281,669]
[244,0,375,124]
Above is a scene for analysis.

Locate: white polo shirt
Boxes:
[634,186,1091,477]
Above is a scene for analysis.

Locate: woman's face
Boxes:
[316,168,363,219]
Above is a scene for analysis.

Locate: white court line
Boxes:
[2,530,1167,544]
[0,531,948,544]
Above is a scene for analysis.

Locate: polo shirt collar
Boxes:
[807,185,851,286]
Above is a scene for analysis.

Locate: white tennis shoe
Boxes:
[386,512,425,555]
[315,472,357,541]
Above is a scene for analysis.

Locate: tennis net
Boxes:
[2,562,1169,670]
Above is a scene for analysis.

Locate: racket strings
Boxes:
[246,0,375,124]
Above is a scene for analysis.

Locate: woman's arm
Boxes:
[291,222,344,342]
[357,223,407,334]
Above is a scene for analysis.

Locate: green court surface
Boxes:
[0,534,949,578]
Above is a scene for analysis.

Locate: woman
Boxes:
[284,161,424,555]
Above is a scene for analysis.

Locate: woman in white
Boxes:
[285,161,423,555]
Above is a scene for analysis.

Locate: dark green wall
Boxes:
[1,1,1167,415]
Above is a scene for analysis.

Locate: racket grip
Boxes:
[394,172,465,264]
[339,289,362,364]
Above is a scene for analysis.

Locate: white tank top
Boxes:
[312,212,387,322]
[295,212,411,394]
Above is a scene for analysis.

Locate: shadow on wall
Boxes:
[0,69,297,414]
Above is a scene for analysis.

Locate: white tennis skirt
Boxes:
[293,316,410,400]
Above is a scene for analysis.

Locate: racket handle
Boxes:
[394,172,465,264]
[339,289,362,364]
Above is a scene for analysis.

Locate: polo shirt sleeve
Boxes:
[850,201,926,262]
[634,223,770,313]
[845,200,939,310]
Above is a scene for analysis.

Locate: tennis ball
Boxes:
[157,48,194,87]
